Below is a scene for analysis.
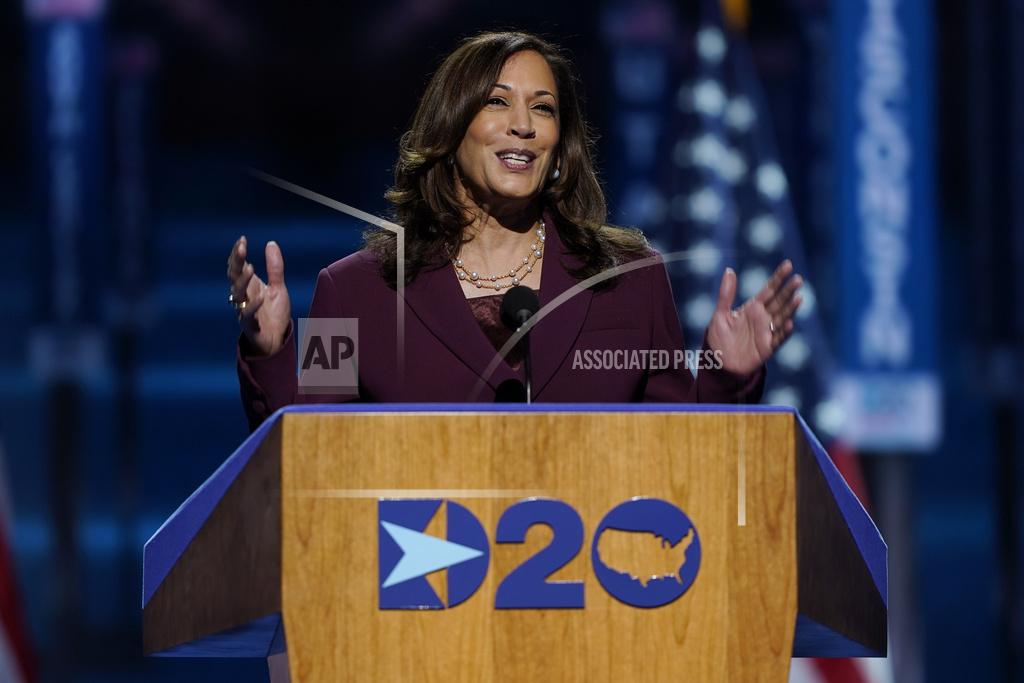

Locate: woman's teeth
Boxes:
[497,153,532,169]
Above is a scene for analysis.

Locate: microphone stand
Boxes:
[501,286,539,405]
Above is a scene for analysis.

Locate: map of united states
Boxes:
[595,527,696,587]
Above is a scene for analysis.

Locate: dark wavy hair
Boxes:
[365,30,648,287]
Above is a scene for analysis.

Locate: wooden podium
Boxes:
[143,405,887,682]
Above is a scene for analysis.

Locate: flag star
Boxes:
[688,239,722,276]
[719,147,747,184]
[689,187,724,222]
[756,162,788,201]
[766,386,802,410]
[696,26,727,63]
[740,266,769,299]
[775,333,809,370]
[688,133,725,170]
[814,398,846,436]
[748,215,783,251]
[692,79,727,117]
[685,294,716,328]
[725,96,756,132]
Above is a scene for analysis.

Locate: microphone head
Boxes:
[500,286,540,330]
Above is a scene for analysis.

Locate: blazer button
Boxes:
[254,400,266,413]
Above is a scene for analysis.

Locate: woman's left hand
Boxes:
[706,260,803,376]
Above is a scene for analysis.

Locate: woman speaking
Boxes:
[226,31,802,429]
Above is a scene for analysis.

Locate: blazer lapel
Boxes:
[402,259,520,394]
[402,211,592,400]
[530,211,593,398]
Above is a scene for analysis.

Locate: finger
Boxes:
[231,263,255,300]
[266,240,286,288]
[772,318,795,349]
[227,236,248,280]
[766,274,803,315]
[771,316,796,348]
[755,259,793,304]
[715,267,737,313]
[246,270,265,302]
[238,291,265,325]
[776,294,803,325]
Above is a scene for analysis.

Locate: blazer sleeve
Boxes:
[236,267,358,431]
[642,258,766,404]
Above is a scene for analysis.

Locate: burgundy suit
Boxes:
[236,212,765,430]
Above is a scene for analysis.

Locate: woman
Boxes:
[226,32,802,430]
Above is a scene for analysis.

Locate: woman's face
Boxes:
[454,50,560,213]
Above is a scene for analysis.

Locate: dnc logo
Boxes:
[379,497,701,610]
[378,499,489,609]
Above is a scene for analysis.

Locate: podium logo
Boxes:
[591,498,702,608]
[378,497,701,610]
[378,499,490,609]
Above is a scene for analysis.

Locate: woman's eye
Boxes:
[534,103,556,115]
[487,97,507,106]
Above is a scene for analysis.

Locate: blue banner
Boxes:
[833,0,941,451]
[27,0,107,382]
[28,0,106,326]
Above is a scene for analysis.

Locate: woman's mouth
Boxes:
[496,149,536,171]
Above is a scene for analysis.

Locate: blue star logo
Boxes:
[378,499,490,609]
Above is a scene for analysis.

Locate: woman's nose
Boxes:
[507,101,536,139]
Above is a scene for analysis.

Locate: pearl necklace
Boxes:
[452,220,545,291]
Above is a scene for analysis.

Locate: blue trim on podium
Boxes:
[792,613,884,658]
[151,613,282,658]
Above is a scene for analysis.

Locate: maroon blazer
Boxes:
[237,213,765,430]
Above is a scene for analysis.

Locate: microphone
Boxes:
[500,286,540,403]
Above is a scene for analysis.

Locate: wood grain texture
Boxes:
[279,411,797,682]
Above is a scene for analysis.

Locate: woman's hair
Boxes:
[365,30,649,287]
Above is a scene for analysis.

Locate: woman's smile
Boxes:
[495,148,537,171]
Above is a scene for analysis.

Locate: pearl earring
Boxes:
[552,167,560,180]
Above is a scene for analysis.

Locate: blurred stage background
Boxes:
[1,0,1022,681]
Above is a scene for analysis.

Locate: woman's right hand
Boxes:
[227,236,292,356]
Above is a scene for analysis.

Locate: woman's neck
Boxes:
[463,206,541,250]
[454,201,545,294]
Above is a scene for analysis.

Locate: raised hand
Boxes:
[226,236,292,356]
[705,260,803,376]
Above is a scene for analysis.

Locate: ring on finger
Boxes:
[229,291,248,312]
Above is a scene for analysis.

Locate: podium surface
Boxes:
[143,405,887,682]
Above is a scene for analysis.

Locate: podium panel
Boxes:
[143,406,887,683]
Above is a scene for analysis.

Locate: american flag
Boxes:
[605,0,887,680]
[657,5,838,433]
